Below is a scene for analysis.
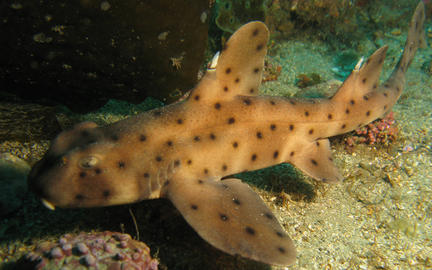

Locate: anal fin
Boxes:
[291,139,342,183]
[163,177,296,266]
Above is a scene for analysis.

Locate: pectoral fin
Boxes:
[163,177,296,266]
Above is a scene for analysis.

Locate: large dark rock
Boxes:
[0,0,210,112]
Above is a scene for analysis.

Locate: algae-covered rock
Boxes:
[215,0,266,33]
[0,0,209,112]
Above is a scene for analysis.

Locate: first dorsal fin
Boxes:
[188,21,269,103]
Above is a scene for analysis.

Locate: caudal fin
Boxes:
[386,1,426,89]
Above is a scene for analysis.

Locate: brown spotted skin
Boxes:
[28,3,426,266]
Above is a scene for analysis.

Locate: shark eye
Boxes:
[78,156,99,169]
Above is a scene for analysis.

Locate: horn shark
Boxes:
[28,2,426,266]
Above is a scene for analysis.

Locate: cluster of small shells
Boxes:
[20,231,158,270]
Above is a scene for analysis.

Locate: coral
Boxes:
[18,231,158,270]
[345,112,398,147]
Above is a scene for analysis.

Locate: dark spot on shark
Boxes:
[194,95,200,101]
[273,151,279,158]
[225,67,231,74]
[309,129,314,135]
[214,102,221,110]
[251,154,257,161]
[290,100,296,105]
[366,111,371,116]
[345,109,350,114]
[278,247,286,254]
[383,92,388,97]
[118,161,125,168]
[270,124,276,130]
[384,105,387,110]
[139,134,147,142]
[198,179,203,184]
[177,119,183,124]
[328,114,333,120]
[270,100,276,105]
[144,173,150,178]
[373,83,377,89]
[311,159,318,166]
[362,78,367,83]
[79,172,86,178]
[94,168,101,174]
[219,213,228,221]
[256,132,263,139]
[210,133,216,140]
[290,151,295,157]
[222,164,227,171]
[153,110,162,117]
[233,198,241,205]
[243,98,251,105]
[363,95,369,101]
[203,168,209,174]
[224,86,229,92]
[249,88,255,94]
[228,117,235,124]
[305,111,309,117]
[167,140,173,146]
[233,141,238,148]
[264,212,273,220]
[341,124,346,129]
[191,204,198,210]
[350,99,355,105]
[193,136,200,142]
[256,43,264,51]
[316,141,320,147]
[252,28,259,36]
[156,156,162,162]
[276,231,284,238]
[75,194,84,201]
[174,160,180,167]
[289,124,294,131]
[102,190,110,198]
[253,67,260,73]
[187,159,192,165]
[235,78,240,83]
[245,226,255,235]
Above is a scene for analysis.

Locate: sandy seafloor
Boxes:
[1,11,432,270]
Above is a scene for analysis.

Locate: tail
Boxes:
[331,2,426,121]
[385,1,426,95]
